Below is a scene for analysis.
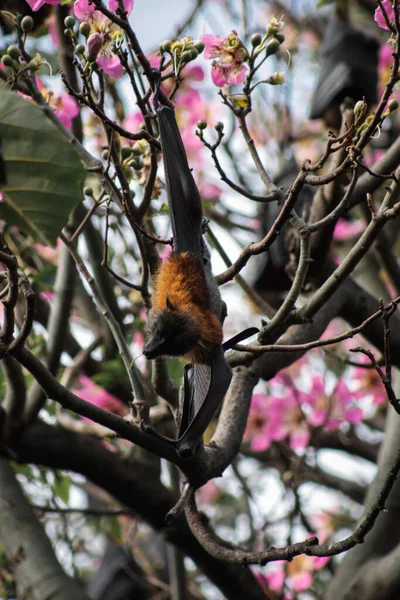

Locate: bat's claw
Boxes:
[140,420,177,446]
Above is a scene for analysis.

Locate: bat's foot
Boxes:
[140,420,177,446]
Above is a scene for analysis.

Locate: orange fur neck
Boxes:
[152,252,223,363]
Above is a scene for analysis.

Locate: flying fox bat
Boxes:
[142,77,256,459]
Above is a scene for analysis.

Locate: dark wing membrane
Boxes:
[309,19,378,119]
[157,105,203,260]
[177,347,232,460]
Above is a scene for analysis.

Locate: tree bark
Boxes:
[0,458,90,600]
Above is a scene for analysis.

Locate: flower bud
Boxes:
[87,32,103,62]
[354,100,366,117]
[193,40,205,53]
[170,40,183,54]
[266,38,280,57]
[266,16,284,38]
[79,22,91,38]
[132,140,147,155]
[251,33,262,47]
[159,39,172,53]
[229,94,248,108]
[101,149,109,160]
[275,33,285,44]
[131,156,144,170]
[180,50,192,64]
[75,44,85,55]
[197,119,207,130]
[84,186,93,197]
[1,55,14,68]
[188,48,198,60]
[64,15,75,29]
[7,45,20,60]
[388,99,399,112]
[25,54,41,72]
[267,71,285,85]
[215,121,224,133]
[121,146,133,159]
[21,16,34,32]
[64,28,72,37]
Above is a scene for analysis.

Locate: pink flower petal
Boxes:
[201,34,225,59]
[74,0,95,21]
[108,0,133,14]
[344,406,364,423]
[54,107,72,130]
[313,555,330,569]
[291,572,313,592]
[374,0,394,29]
[60,93,80,119]
[25,0,45,11]
[267,569,285,592]
[97,54,123,78]
[290,428,310,450]
[250,433,270,452]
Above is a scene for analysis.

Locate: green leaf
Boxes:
[53,472,71,504]
[0,82,85,246]
[106,516,123,544]
[316,0,336,6]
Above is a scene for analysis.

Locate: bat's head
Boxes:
[143,308,200,360]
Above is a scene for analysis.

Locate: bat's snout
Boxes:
[143,337,166,360]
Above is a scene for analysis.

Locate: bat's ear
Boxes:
[166,293,175,310]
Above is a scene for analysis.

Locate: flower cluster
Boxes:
[74,0,133,78]
[245,373,364,453]
[255,552,329,598]
[201,31,248,87]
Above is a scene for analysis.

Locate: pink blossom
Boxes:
[255,551,329,597]
[290,571,312,591]
[245,391,310,452]
[75,375,126,416]
[266,392,310,450]
[74,0,134,78]
[133,331,144,346]
[19,78,79,130]
[201,31,248,87]
[40,290,54,303]
[35,240,61,264]
[333,218,364,241]
[25,0,60,13]
[374,0,395,29]
[198,181,222,200]
[300,376,364,430]
[53,93,79,130]
[380,44,394,71]
[353,366,386,405]
[245,393,270,451]
[196,481,220,506]
[38,79,79,130]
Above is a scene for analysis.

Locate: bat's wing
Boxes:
[176,347,232,459]
[309,19,378,120]
[157,103,203,260]
[175,326,259,459]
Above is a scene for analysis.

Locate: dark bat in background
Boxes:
[142,78,257,459]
